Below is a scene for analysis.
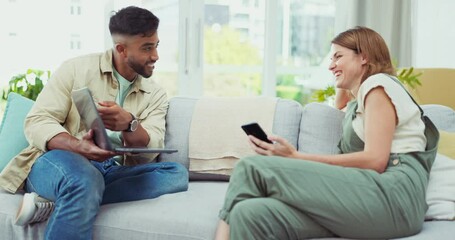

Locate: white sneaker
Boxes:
[15,192,55,226]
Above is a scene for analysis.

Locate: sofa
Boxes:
[0,94,454,240]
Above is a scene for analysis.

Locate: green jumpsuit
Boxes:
[218,100,439,239]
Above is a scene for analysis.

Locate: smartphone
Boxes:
[241,122,273,144]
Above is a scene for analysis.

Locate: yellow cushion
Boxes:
[409,68,455,110]
[438,131,455,159]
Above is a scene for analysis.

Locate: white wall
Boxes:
[413,0,455,68]
[0,0,107,86]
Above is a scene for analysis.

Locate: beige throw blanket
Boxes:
[189,97,277,175]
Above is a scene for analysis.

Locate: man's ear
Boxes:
[115,43,127,58]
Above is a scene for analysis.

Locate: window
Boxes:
[70,0,82,15]
[1,0,336,105]
[202,0,265,97]
[70,34,81,50]
[275,0,336,104]
[199,0,335,103]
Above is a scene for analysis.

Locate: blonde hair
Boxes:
[331,26,395,82]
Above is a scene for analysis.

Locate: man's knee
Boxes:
[161,162,189,191]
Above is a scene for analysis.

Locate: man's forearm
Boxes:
[47,132,80,152]
[122,124,150,147]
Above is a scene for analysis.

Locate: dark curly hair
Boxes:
[109,6,159,37]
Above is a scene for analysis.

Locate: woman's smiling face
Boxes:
[328,43,367,92]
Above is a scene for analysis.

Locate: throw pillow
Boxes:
[425,153,455,220]
[0,93,34,172]
[438,131,455,159]
[422,104,455,132]
[298,102,345,154]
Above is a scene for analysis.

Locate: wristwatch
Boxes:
[125,113,138,132]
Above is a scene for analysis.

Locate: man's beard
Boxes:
[128,58,153,78]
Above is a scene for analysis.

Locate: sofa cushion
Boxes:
[422,104,455,132]
[159,97,303,180]
[438,131,455,159]
[0,183,229,240]
[1,185,454,240]
[422,105,455,220]
[297,104,455,155]
[298,102,345,154]
[425,153,455,220]
[158,97,197,169]
[93,182,229,240]
[0,93,34,172]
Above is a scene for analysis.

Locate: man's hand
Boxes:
[248,135,298,158]
[47,131,118,162]
[97,101,132,131]
[97,101,150,147]
[74,130,117,162]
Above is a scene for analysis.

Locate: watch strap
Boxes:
[125,113,137,132]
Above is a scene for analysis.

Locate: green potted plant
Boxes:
[311,67,422,103]
[2,69,50,101]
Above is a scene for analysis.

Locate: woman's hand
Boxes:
[335,88,353,110]
[248,135,298,158]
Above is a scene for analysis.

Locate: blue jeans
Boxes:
[25,149,188,240]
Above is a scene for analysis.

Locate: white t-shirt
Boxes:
[352,73,426,153]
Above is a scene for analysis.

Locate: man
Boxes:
[0,6,188,239]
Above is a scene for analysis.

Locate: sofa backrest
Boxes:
[158,97,303,169]
[297,102,455,155]
[159,96,454,172]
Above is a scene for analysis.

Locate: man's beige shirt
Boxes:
[0,50,169,193]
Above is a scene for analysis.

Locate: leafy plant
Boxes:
[311,67,422,103]
[2,69,50,101]
[311,85,335,103]
[397,67,422,89]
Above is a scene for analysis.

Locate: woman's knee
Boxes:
[229,199,277,238]
[235,155,265,170]
[231,155,274,178]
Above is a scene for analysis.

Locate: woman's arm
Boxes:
[334,88,353,111]
[250,87,397,173]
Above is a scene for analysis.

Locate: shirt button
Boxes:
[392,159,399,165]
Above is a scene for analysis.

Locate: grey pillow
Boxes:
[298,102,345,154]
[271,98,303,148]
[158,97,197,169]
[422,104,455,132]
[297,103,454,156]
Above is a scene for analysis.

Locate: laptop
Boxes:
[71,87,177,154]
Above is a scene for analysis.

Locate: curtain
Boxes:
[334,0,412,67]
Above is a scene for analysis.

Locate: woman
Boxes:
[215,26,439,239]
